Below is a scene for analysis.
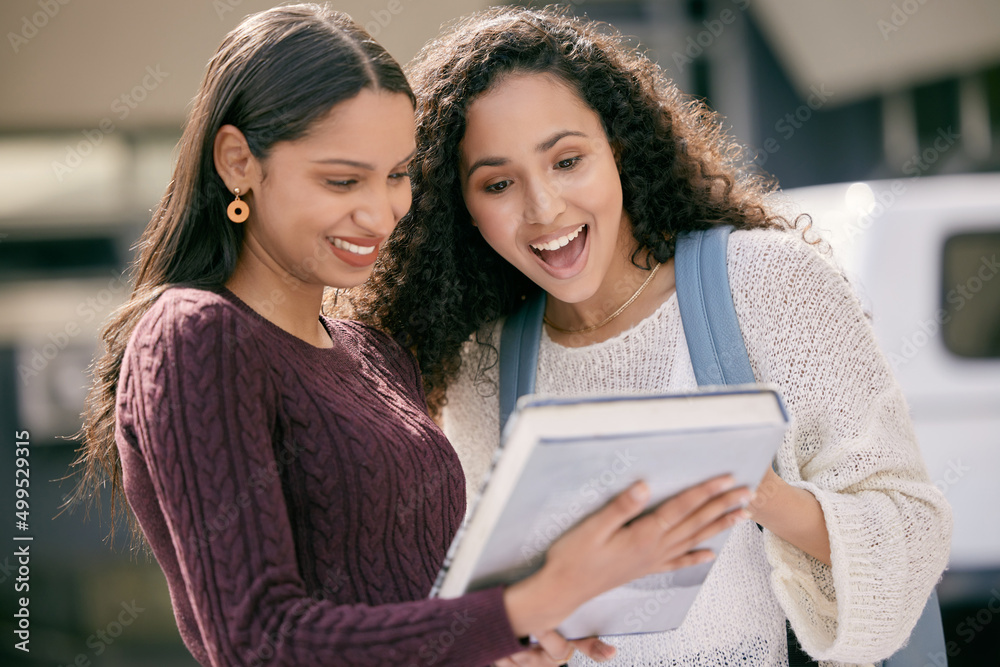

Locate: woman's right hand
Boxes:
[503,474,751,638]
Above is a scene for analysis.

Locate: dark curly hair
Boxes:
[354,5,802,415]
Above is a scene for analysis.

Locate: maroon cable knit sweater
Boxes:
[115,287,524,666]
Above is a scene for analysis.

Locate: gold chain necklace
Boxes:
[543,262,662,334]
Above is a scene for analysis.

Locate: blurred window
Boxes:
[0,236,120,282]
[941,230,1000,358]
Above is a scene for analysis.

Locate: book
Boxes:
[430,385,789,639]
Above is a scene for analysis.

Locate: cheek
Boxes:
[474,212,521,260]
[578,163,624,225]
[465,195,497,236]
[475,218,505,249]
[590,157,623,202]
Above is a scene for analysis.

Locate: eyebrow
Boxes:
[465,130,587,180]
[312,149,415,170]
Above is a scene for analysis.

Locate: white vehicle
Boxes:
[775,174,1000,579]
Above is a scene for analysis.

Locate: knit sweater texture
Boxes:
[443,229,952,667]
[116,287,523,666]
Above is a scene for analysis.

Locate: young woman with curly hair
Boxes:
[70,5,755,666]
[357,7,951,665]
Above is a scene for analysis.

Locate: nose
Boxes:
[353,186,398,237]
[523,174,566,225]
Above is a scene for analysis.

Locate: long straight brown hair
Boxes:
[70,3,414,545]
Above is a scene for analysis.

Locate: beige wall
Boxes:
[0,0,490,131]
[753,0,1000,105]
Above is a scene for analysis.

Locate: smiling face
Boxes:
[239,88,415,291]
[459,73,635,307]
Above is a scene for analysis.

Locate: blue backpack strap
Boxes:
[674,225,755,386]
[675,226,944,667]
[497,226,944,665]
[498,291,546,434]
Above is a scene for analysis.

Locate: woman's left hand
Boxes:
[494,629,616,666]
[748,467,832,566]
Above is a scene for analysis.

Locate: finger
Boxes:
[648,475,739,532]
[748,466,782,515]
[569,635,617,662]
[654,547,716,572]
[536,629,574,663]
[509,648,559,667]
[652,485,750,543]
[667,486,751,544]
[671,506,751,556]
[585,480,651,542]
[506,650,537,667]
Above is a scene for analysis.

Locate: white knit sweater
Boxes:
[442,229,952,666]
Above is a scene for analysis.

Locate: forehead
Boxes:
[279,88,415,158]
[461,73,601,152]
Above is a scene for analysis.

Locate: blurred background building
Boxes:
[1,0,997,664]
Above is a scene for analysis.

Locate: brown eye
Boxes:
[485,180,511,193]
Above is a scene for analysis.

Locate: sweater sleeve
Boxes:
[728,230,952,663]
[118,293,524,667]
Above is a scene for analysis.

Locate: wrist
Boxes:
[751,474,832,566]
[747,466,785,526]
[502,565,575,637]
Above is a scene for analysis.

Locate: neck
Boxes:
[225,243,332,349]
[545,248,676,347]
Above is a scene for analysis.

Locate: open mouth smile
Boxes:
[528,223,589,277]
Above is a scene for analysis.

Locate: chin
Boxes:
[326,272,372,290]
[533,277,600,305]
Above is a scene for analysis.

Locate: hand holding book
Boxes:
[435,388,788,643]
[501,475,751,643]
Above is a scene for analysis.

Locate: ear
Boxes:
[214,124,258,194]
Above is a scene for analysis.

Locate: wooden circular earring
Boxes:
[227,188,249,223]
